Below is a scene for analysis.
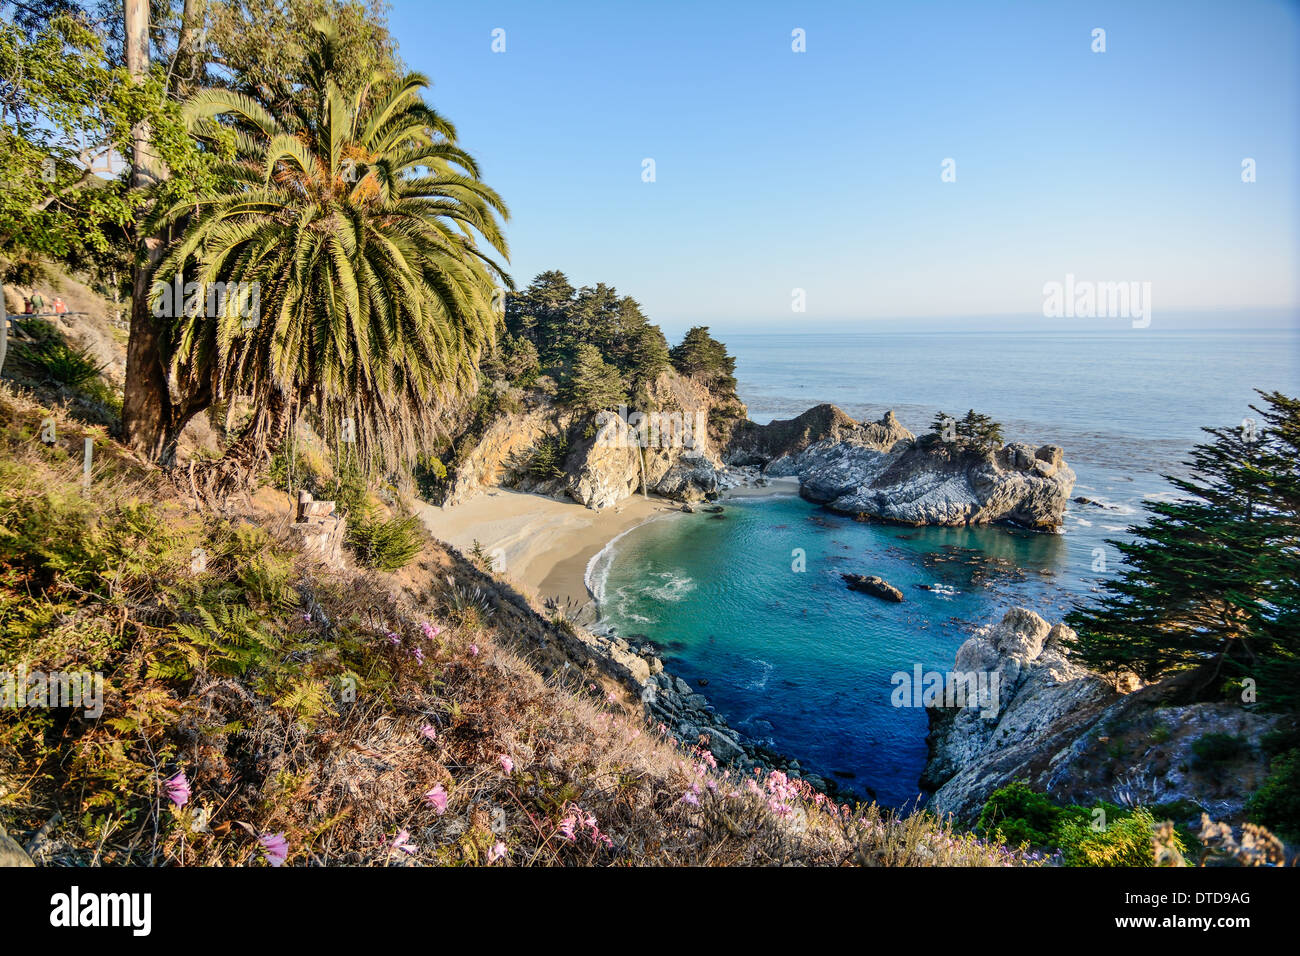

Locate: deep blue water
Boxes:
[592,327,1299,807]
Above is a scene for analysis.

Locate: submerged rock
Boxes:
[842,573,904,602]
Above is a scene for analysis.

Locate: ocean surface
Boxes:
[590,327,1299,808]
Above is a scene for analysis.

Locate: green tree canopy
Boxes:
[1066,390,1300,710]
[562,343,624,414]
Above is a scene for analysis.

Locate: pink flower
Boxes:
[419,723,437,741]
[424,784,448,815]
[258,832,288,867]
[420,621,442,641]
[606,690,617,705]
[391,830,416,855]
[681,790,700,807]
[499,755,514,775]
[469,643,479,657]
[411,646,424,665]
[164,770,190,808]
[558,816,577,841]
[386,631,401,646]
[487,841,507,864]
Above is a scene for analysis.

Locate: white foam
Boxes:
[584,513,679,610]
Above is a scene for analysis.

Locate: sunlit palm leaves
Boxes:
[149,21,510,472]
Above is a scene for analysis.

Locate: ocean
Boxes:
[589,326,1300,808]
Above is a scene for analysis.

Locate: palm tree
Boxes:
[148,19,510,490]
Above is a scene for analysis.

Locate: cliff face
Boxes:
[743,408,1075,531]
[442,369,733,510]
[922,608,1283,823]
[447,396,1073,529]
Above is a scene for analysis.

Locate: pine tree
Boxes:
[563,343,625,414]
[1066,391,1299,708]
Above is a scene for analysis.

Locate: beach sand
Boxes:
[414,477,802,613]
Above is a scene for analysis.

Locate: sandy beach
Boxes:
[415,476,801,613]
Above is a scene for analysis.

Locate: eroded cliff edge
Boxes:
[921,608,1282,823]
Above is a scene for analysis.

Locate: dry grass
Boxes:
[0,383,1029,867]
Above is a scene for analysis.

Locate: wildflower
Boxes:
[424,784,448,815]
[469,643,479,657]
[558,816,577,841]
[605,690,617,705]
[681,789,700,807]
[164,770,190,808]
[386,631,401,646]
[391,830,416,855]
[419,723,437,741]
[487,841,507,864]
[302,613,313,624]
[499,755,514,775]
[420,621,442,641]
[412,645,424,665]
[259,832,289,867]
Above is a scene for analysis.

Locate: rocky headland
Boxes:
[443,397,1075,532]
[733,405,1075,531]
[921,607,1283,824]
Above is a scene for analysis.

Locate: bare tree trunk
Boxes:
[122,0,173,461]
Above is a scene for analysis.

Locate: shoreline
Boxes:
[414,476,803,615]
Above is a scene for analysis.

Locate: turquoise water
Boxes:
[594,326,1299,807]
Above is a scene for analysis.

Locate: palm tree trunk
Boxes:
[185,390,294,503]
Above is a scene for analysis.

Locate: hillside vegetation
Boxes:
[0,384,1027,866]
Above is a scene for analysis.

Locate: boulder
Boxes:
[0,824,34,867]
[842,573,904,602]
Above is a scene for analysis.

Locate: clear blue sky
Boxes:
[389,0,1299,335]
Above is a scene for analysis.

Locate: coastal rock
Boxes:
[726,405,912,467]
[921,608,1284,823]
[842,573,904,602]
[774,423,1075,530]
[443,404,554,507]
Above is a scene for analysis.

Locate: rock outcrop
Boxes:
[842,573,904,602]
[756,410,1074,530]
[922,608,1284,823]
[289,491,346,568]
[725,405,911,465]
[444,370,731,511]
[0,823,34,867]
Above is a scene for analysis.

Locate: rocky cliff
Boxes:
[922,608,1283,823]
[740,408,1074,530]
[447,392,1073,529]
[442,369,734,510]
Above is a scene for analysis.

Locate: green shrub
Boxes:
[317,459,369,519]
[1191,733,1249,769]
[1245,749,1300,843]
[528,432,568,480]
[12,321,105,388]
[1057,808,1171,867]
[346,507,424,571]
[1261,724,1300,758]
[976,781,1068,846]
